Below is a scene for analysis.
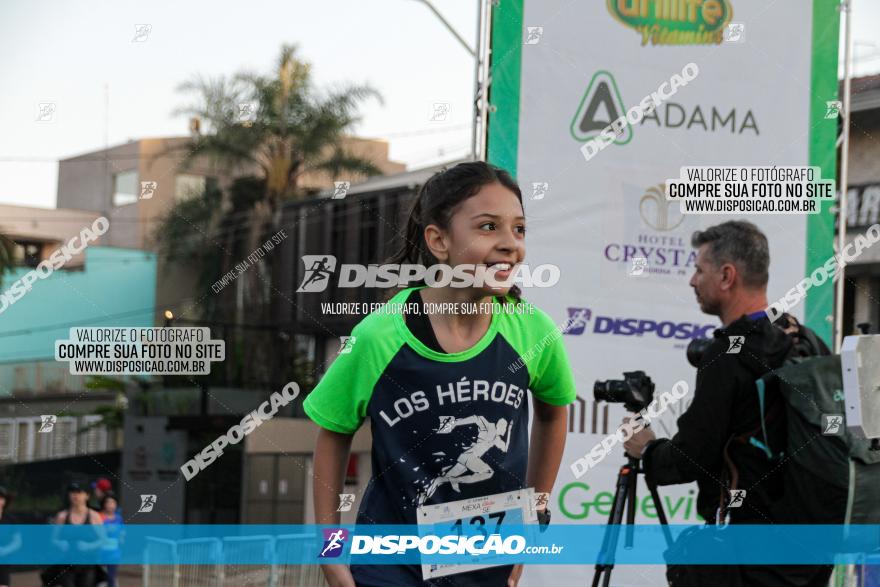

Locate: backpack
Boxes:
[722,315,880,524]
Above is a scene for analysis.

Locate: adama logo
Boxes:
[570,71,632,144]
[571,70,759,147]
[607,0,733,46]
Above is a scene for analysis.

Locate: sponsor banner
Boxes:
[0,525,875,564]
[487,0,839,584]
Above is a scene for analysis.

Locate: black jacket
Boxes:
[642,313,829,524]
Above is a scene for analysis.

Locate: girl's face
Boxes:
[103,498,117,514]
[426,182,526,297]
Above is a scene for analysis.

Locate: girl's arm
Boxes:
[51,511,67,550]
[510,398,568,587]
[526,397,569,503]
[313,427,356,587]
[314,428,354,525]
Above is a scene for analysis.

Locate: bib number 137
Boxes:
[450,511,506,537]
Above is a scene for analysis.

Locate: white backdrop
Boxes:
[502,1,825,585]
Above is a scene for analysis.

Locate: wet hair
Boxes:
[386,161,524,301]
[691,220,769,288]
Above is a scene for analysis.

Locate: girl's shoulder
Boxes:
[494,294,557,327]
[494,295,565,347]
[351,288,414,338]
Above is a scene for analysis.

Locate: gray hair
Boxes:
[691,221,769,288]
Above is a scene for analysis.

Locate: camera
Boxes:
[593,370,655,412]
[686,338,713,367]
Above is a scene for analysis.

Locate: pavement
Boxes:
[11,566,142,586]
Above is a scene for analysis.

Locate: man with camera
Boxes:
[622,220,830,586]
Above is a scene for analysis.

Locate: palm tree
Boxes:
[0,234,15,288]
[156,44,383,388]
[174,44,381,250]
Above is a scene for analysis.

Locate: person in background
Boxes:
[45,483,106,587]
[89,479,112,511]
[99,492,123,587]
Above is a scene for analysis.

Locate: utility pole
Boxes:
[834,0,853,352]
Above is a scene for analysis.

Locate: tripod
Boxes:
[592,455,673,587]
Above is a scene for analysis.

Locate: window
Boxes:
[0,421,13,463]
[78,415,108,455]
[12,241,42,268]
[113,170,139,206]
[175,174,207,202]
[0,416,105,462]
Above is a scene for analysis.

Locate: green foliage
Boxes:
[0,234,15,288]
[152,44,383,389]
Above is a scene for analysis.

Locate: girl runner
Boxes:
[306,161,576,586]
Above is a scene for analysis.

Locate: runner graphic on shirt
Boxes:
[419,416,513,506]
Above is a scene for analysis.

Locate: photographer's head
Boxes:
[689,221,769,326]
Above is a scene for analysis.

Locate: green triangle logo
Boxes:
[570,70,632,145]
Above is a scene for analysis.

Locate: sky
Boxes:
[1,0,878,209]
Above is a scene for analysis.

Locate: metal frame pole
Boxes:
[834,0,853,352]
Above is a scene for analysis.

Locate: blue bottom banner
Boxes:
[0,524,877,565]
